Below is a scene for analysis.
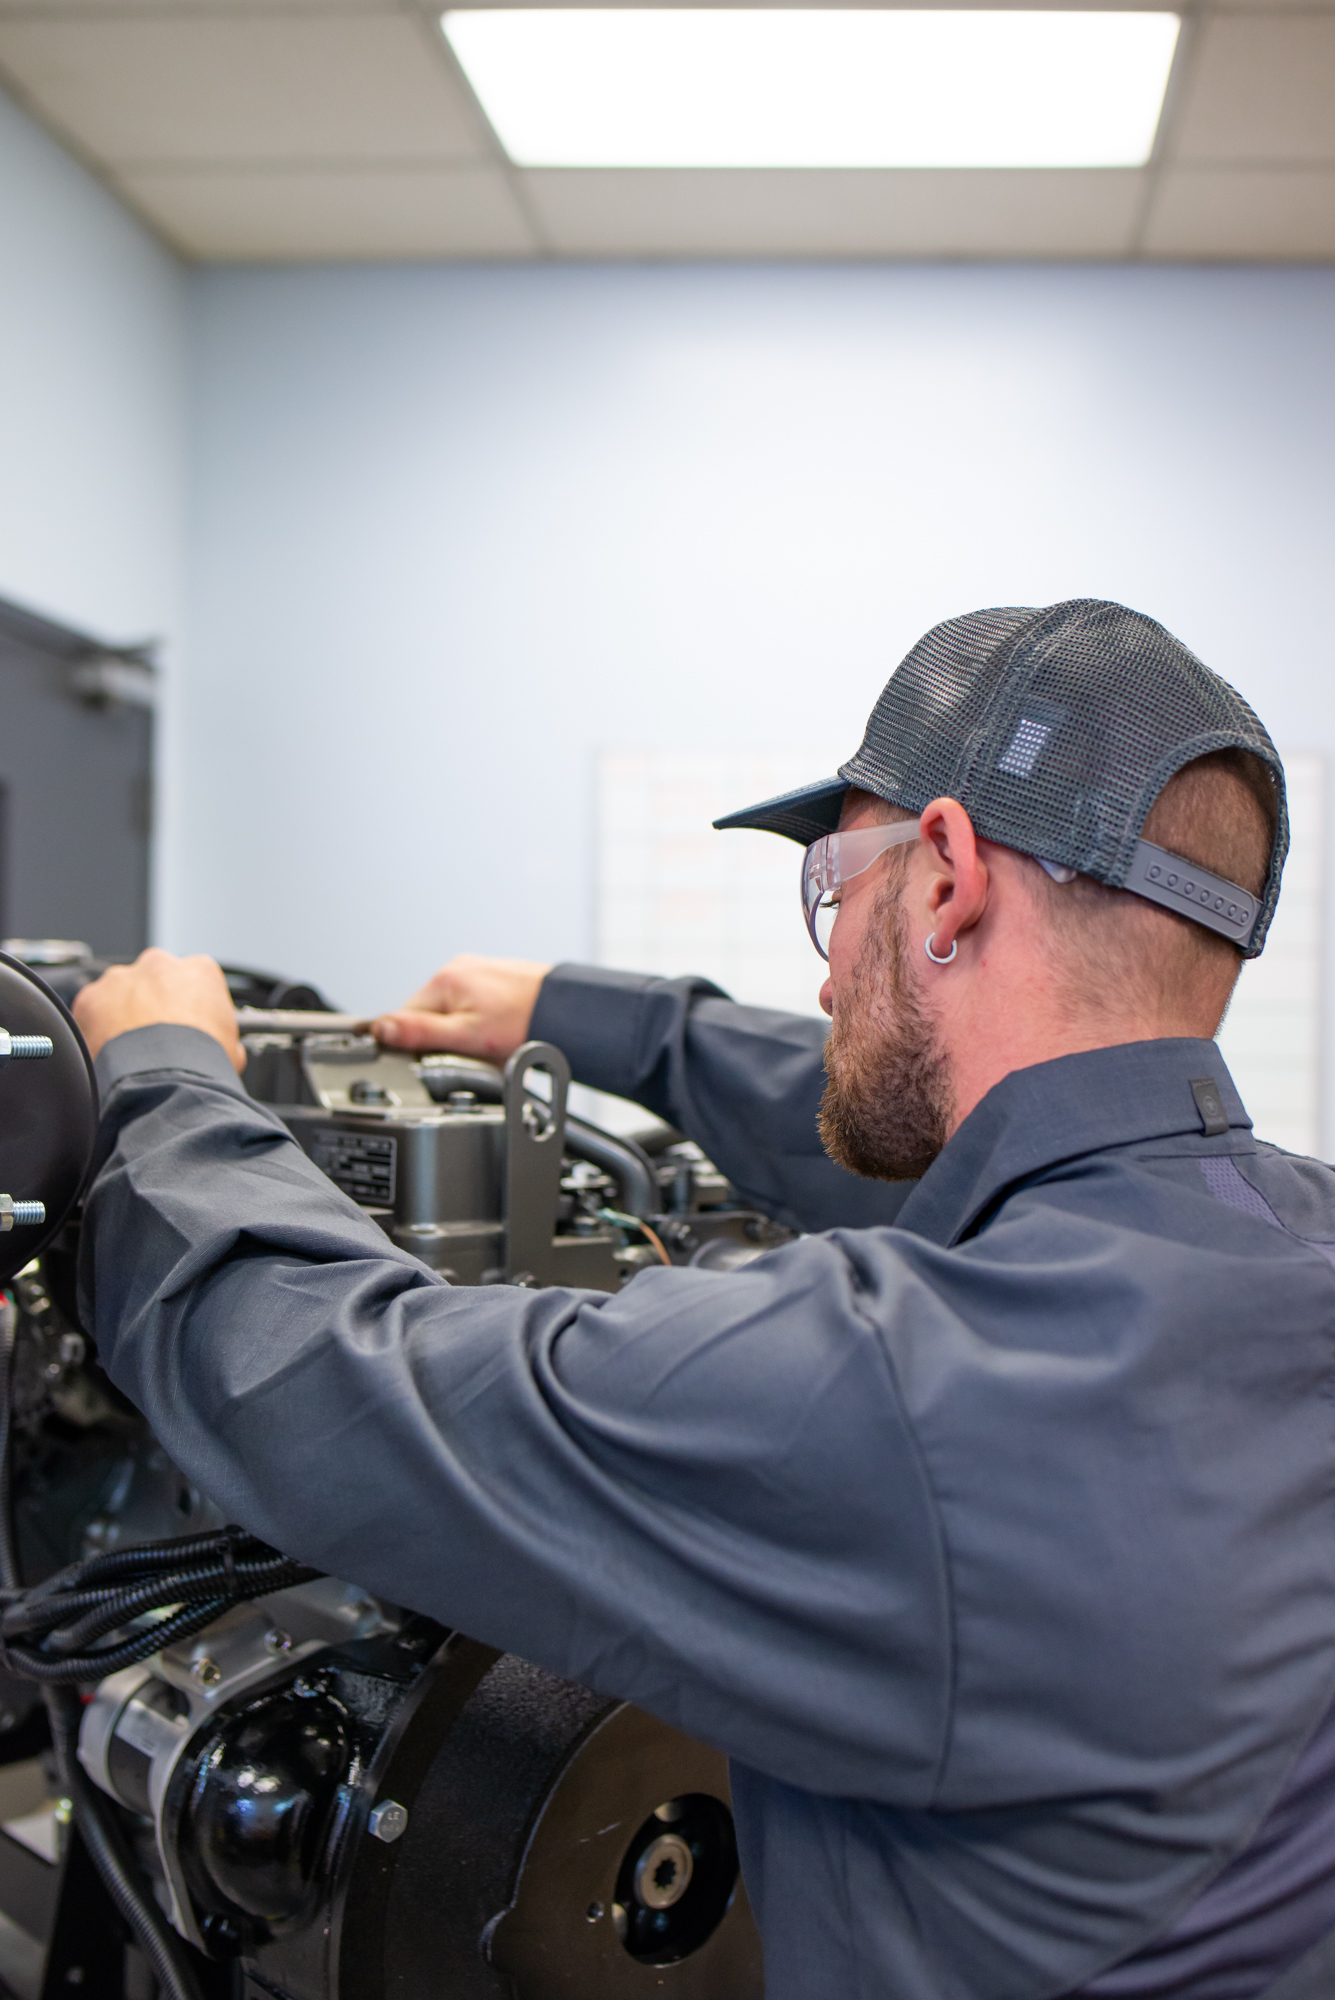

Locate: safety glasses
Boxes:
[801,820,920,960]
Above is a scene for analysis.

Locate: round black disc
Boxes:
[0,952,98,1288]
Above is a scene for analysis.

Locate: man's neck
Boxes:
[940,985,1215,1139]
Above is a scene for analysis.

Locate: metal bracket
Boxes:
[502,1041,571,1287]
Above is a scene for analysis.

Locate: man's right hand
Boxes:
[372,956,553,1065]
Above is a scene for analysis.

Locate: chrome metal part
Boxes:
[1,939,91,967]
[368,1799,409,1844]
[0,1195,45,1231]
[0,1031,54,1062]
[235,1007,374,1036]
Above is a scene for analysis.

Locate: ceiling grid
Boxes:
[0,0,1328,260]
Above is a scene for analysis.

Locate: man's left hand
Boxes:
[73,949,246,1072]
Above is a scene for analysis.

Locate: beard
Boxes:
[818,879,953,1182]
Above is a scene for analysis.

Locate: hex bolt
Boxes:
[368,1800,408,1844]
[0,1196,46,1232]
[191,1656,222,1687]
[0,1031,53,1062]
[264,1628,293,1655]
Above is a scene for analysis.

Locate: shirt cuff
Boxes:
[94,1024,251,1102]
[530,963,660,1098]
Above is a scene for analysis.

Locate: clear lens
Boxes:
[799,819,921,961]
[812,895,839,957]
[801,836,835,960]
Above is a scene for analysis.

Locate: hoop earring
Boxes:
[924,933,957,965]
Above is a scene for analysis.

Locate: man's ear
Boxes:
[916,798,989,959]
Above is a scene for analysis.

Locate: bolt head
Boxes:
[368,1799,408,1844]
[264,1627,292,1655]
[191,1656,222,1687]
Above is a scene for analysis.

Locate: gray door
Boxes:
[0,598,153,958]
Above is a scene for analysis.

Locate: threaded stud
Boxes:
[0,1031,53,1062]
[0,1196,45,1231]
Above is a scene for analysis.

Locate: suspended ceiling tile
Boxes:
[1170,15,1335,162]
[0,13,487,164]
[1142,165,1335,256]
[1194,0,1335,13]
[115,160,535,258]
[0,0,403,11]
[523,167,1145,259]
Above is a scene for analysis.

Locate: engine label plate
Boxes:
[309,1130,397,1208]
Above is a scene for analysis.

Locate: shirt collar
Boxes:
[893,1038,1252,1248]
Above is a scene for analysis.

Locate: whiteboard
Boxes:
[597,750,840,1023]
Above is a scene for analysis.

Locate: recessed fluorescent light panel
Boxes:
[441,9,1180,170]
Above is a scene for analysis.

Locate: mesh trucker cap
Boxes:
[714,599,1288,956]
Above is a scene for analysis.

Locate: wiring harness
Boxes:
[0,1526,319,1684]
[0,1292,322,2000]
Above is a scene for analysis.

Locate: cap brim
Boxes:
[712,776,847,845]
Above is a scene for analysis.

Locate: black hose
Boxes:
[418,1060,503,1104]
[76,1523,284,1586]
[44,1686,206,2000]
[2,1552,319,1682]
[3,1529,312,1632]
[564,1115,660,1219]
[45,1554,313,1653]
[418,1063,665,1218]
[7,1596,235,1683]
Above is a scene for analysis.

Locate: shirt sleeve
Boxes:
[530,963,914,1233]
[81,1025,950,1802]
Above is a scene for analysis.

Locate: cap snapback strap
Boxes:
[1124,840,1259,949]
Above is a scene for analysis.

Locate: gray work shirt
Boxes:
[83,965,1335,2000]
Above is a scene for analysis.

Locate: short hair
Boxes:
[1036,748,1278,1029]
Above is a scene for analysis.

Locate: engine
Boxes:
[0,950,783,2000]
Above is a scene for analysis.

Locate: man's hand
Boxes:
[73,949,246,1072]
[372,956,552,1064]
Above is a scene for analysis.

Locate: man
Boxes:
[74,599,1335,2000]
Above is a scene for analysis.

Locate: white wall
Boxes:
[0,82,186,933]
[0,85,184,643]
[178,262,1335,1132]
